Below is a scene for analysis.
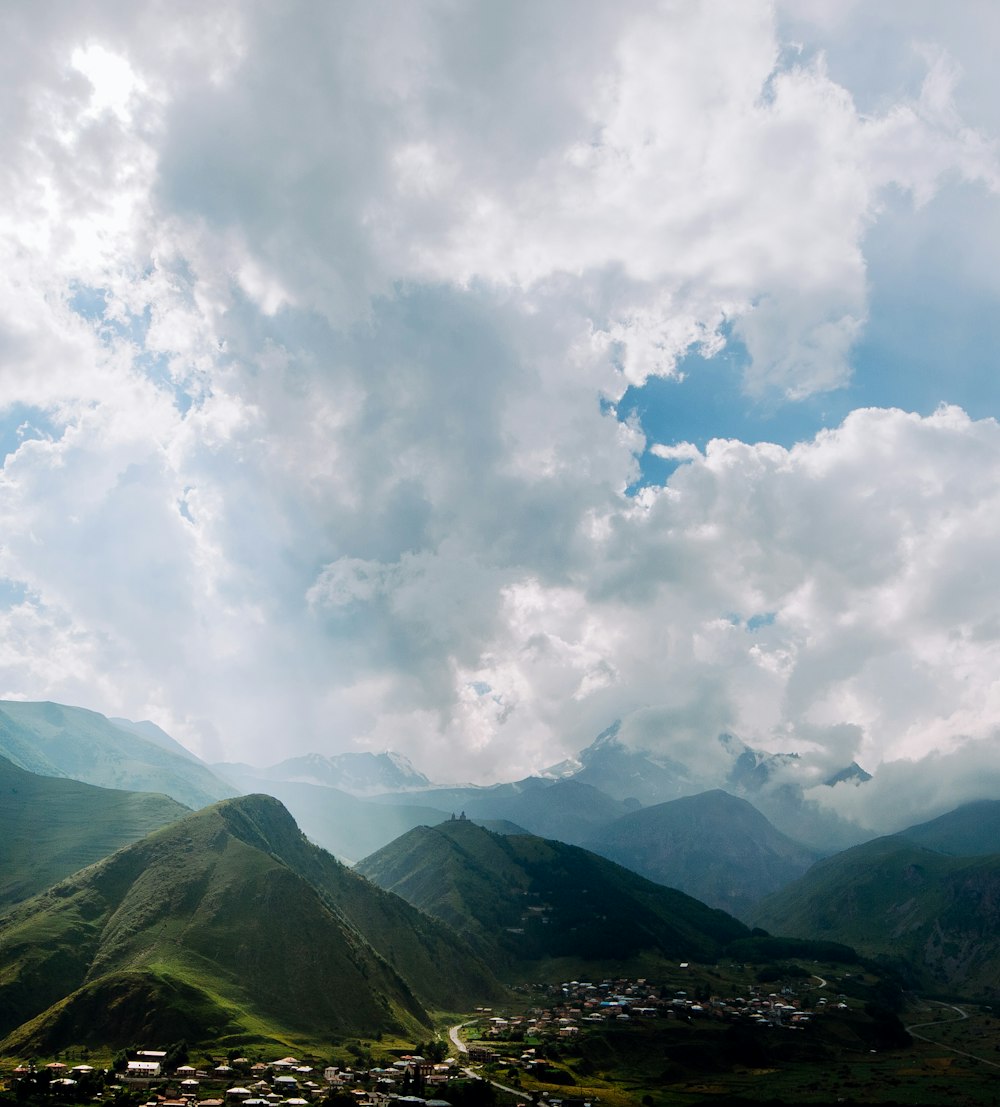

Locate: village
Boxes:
[490,972,850,1040]
[3,970,855,1107]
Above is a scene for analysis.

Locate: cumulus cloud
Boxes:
[0,0,999,820]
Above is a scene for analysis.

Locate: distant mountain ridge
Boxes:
[547,727,872,851]
[241,749,432,795]
[584,789,819,920]
[368,777,637,845]
[213,764,452,863]
[211,716,873,857]
[0,701,234,810]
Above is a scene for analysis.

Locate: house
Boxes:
[127,1061,162,1078]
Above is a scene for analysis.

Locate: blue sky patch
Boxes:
[0,404,60,463]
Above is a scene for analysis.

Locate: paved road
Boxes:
[448,1021,474,1055]
[451,1024,524,1100]
[461,1068,523,1099]
[906,1002,1000,1069]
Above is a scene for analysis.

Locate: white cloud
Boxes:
[0,0,998,833]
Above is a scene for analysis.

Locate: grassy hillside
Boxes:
[0,700,233,809]
[897,798,1000,856]
[0,755,188,909]
[0,795,488,1054]
[753,835,1000,998]
[356,818,749,976]
[584,789,818,920]
[208,794,504,1013]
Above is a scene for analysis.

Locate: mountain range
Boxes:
[217,749,431,795]
[5,694,1000,1030]
[205,716,876,862]
[0,700,233,809]
[0,699,880,858]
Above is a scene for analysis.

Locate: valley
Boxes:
[3,963,999,1106]
[2,701,1000,1106]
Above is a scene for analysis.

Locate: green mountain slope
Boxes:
[584,790,818,920]
[0,795,498,1053]
[205,794,503,1013]
[0,700,233,809]
[897,799,1000,856]
[753,835,1000,998]
[0,755,188,909]
[356,818,749,976]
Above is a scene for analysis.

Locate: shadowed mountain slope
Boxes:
[208,795,503,1013]
[0,755,188,910]
[356,818,749,976]
[897,799,1000,856]
[584,790,818,920]
[753,834,1000,998]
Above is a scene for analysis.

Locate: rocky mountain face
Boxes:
[542,721,696,804]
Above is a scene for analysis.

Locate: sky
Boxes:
[2,1,1000,830]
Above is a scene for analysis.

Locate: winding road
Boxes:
[449,1021,524,1100]
[448,1024,469,1055]
[905,1002,1000,1069]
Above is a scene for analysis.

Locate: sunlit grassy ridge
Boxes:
[0,795,502,1053]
